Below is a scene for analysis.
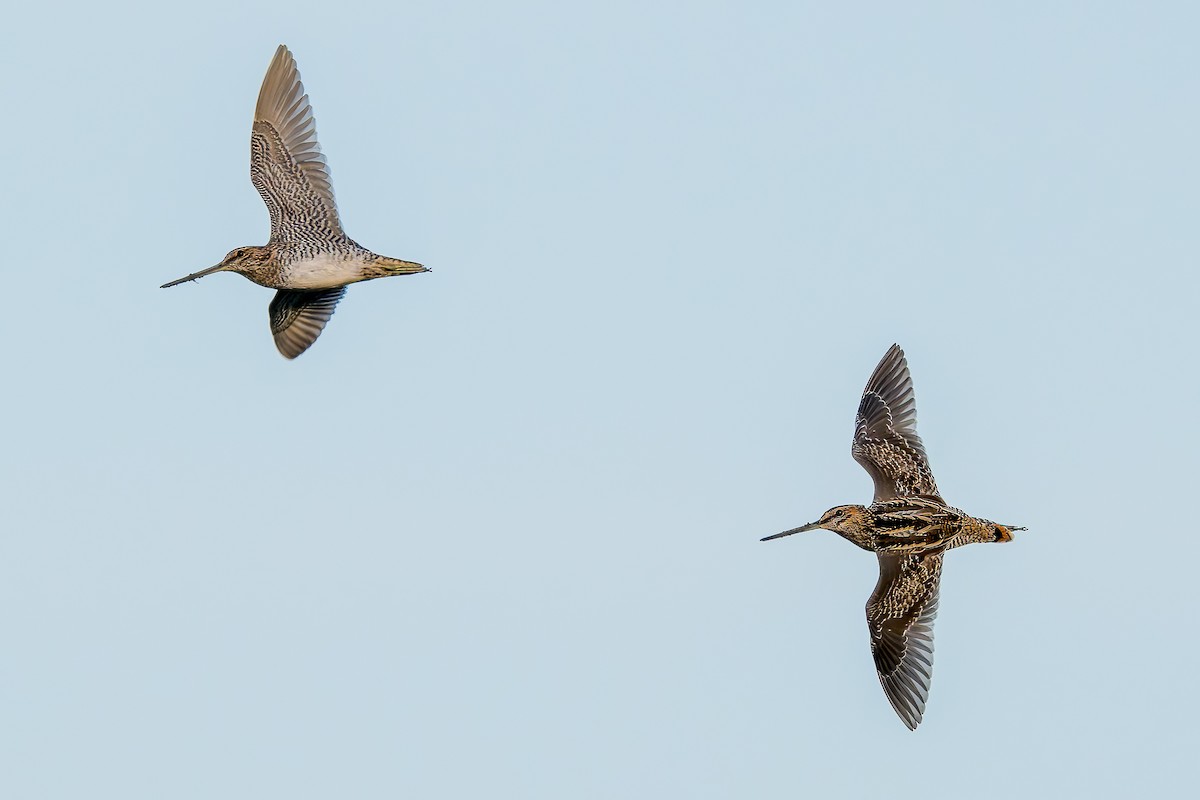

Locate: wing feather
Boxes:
[269,287,346,359]
[251,45,343,243]
[851,344,942,502]
[867,552,942,730]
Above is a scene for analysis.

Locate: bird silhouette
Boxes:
[162,45,428,358]
[762,344,1023,729]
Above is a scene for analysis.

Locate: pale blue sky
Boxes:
[1,1,1196,797]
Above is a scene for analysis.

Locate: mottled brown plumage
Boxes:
[161,45,428,359]
[762,344,1023,730]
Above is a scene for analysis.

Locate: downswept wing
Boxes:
[269,287,346,359]
[251,45,343,244]
[867,552,942,731]
[852,344,942,503]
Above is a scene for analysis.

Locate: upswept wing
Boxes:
[867,552,942,730]
[852,344,942,503]
[269,287,346,359]
[251,45,343,243]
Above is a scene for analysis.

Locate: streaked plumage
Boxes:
[762,344,1023,730]
[161,45,428,359]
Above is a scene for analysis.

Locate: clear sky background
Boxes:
[1,1,1195,797]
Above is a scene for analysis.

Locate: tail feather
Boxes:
[375,256,428,275]
[993,523,1025,543]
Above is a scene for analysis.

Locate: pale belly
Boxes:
[281,254,369,289]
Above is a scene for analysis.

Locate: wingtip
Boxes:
[886,690,926,732]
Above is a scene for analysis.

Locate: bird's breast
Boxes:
[281,253,368,289]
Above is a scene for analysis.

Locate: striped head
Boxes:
[762,504,873,548]
[812,504,873,535]
[216,245,276,283]
[161,245,276,288]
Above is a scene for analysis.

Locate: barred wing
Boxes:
[269,287,345,359]
[852,344,942,503]
[867,552,942,731]
[251,45,343,244]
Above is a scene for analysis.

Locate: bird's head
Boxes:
[761,504,869,541]
[218,245,272,272]
[813,504,871,533]
[160,245,273,288]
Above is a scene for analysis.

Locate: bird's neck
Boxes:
[835,529,878,551]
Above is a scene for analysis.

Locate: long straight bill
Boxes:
[161,264,227,288]
[760,521,820,542]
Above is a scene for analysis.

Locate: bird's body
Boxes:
[161,45,428,359]
[794,497,1016,555]
[762,344,1022,730]
[226,243,422,291]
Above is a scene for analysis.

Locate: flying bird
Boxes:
[762,344,1023,730]
[161,45,428,359]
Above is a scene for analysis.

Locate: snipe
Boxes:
[762,344,1023,730]
[162,45,428,359]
